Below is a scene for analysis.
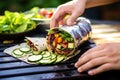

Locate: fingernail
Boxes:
[88,71,94,75]
[78,68,82,72]
[74,63,78,68]
[67,19,74,26]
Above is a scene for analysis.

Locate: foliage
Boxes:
[0,0,69,15]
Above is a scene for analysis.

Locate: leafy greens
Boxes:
[0,11,36,34]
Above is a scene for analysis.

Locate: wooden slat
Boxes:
[92,24,120,44]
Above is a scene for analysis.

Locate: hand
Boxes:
[50,0,87,29]
[75,43,120,75]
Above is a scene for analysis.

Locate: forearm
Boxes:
[85,0,119,8]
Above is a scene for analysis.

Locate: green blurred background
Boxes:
[0,0,69,14]
[0,0,120,20]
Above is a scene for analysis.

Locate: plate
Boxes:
[0,29,36,40]
[31,18,50,24]
[28,8,55,24]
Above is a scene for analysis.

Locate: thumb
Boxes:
[67,6,85,25]
[66,13,78,25]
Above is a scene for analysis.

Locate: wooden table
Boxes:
[91,24,120,44]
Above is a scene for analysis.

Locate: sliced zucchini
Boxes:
[42,56,51,60]
[41,51,46,55]
[54,54,65,63]
[19,47,31,53]
[37,58,56,64]
[12,52,25,58]
[51,53,57,59]
[13,48,24,56]
[36,52,57,64]
[28,55,42,62]
[32,51,40,55]
[42,51,51,58]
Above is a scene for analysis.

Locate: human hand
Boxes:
[50,0,87,29]
[75,43,120,75]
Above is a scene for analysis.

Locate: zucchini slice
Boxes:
[37,58,56,64]
[19,47,31,53]
[32,51,40,55]
[51,53,57,59]
[28,55,42,62]
[13,48,24,56]
[42,51,51,58]
[41,51,46,55]
[36,52,57,64]
[12,52,25,58]
[55,54,65,63]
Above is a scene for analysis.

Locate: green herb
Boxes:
[48,30,54,34]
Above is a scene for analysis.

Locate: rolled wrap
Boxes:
[25,37,47,52]
[46,17,92,56]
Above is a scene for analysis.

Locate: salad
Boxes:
[46,28,75,55]
[0,11,36,34]
[26,7,54,20]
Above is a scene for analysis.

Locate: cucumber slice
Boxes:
[36,52,57,64]
[19,47,31,52]
[12,52,25,58]
[42,51,51,58]
[51,53,57,59]
[28,55,42,62]
[42,56,51,60]
[13,48,24,56]
[37,58,56,64]
[55,54,65,63]
[41,51,46,55]
[32,51,40,55]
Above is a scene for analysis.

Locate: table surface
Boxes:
[0,20,120,80]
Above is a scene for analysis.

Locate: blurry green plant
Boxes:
[0,0,69,15]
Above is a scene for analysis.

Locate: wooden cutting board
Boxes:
[91,24,120,44]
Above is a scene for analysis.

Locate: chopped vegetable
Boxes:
[47,28,75,55]
[68,43,74,49]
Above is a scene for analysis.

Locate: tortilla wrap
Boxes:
[46,28,76,56]
[25,37,47,52]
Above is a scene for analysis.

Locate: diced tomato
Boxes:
[46,11,53,18]
[62,43,68,48]
[54,38,58,46]
[39,8,47,16]
[62,40,67,44]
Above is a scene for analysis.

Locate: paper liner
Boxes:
[4,43,81,64]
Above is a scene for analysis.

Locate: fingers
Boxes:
[77,57,110,73]
[74,43,120,75]
[80,45,103,58]
[67,1,85,25]
[88,63,113,75]
[75,49,105,68]
[50,8,65,29]
[50,0,87,28]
